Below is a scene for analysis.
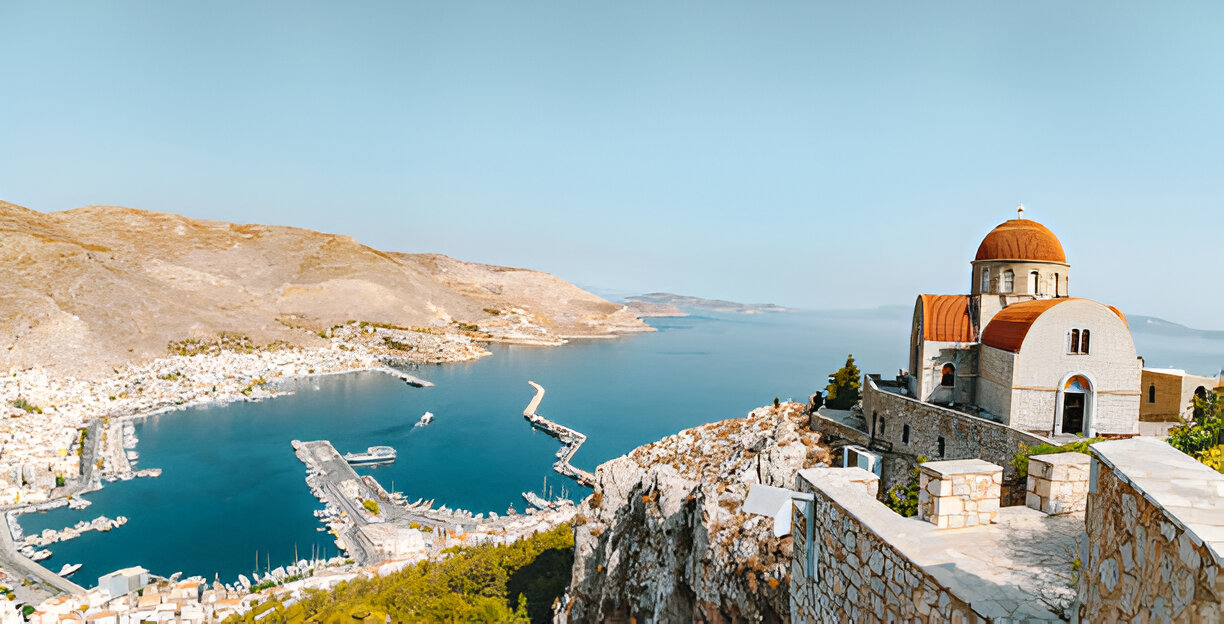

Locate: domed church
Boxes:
[908,207,1140,437]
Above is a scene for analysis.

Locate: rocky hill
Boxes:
[0,201,649,377]
[564,402,830,622]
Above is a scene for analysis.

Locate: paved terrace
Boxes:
[797,467,1082,621]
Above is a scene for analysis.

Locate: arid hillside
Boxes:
[0,201,649,377]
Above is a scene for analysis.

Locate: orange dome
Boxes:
[975,219,1067,263]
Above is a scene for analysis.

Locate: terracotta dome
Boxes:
[975,219,1067,263]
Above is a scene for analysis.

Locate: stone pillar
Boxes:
[1025,452,1090,514]
[916,459,1002,529]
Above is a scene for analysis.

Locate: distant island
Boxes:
[625,292,793,315]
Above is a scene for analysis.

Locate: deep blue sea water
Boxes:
[17,310,1223,586]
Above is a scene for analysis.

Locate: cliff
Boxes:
[564,402,830,622]
[0,201,650,377]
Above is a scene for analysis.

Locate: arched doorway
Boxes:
[1061,375,1092,435]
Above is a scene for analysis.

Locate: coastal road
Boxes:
[0,511,85,596]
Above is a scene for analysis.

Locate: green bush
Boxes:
[885,456,926,517]
[1011,438,1103,478]
[1169,391,1224,473]
[361,499,380,516]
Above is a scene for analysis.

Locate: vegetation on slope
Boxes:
[224,524,573,624]
[1168,391,1224,472]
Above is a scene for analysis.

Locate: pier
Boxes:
[381,367,435,387]
[522,381,596,488]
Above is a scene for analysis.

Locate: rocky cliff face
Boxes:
[565,403,830,623]
[0,201,650,376]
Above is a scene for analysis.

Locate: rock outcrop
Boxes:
[0,201,651,376]
[565,402,830,623]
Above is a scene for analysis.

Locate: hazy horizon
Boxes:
[3,2,1221,327]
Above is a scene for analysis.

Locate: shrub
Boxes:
[1169,391,1223,464]
[1012,438,1103,478]
[11,398,41,414]
[361,499,380,516]
[885,456,926,517]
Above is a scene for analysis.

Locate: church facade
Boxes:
[906,211,1141,437]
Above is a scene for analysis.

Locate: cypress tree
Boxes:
[825,354,862,410]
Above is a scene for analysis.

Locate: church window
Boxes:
[940,363,955,387]
[1148,384,1156,403]
[937,436,945,457]
[1002,269,1014,293]
[1028,271,1040,294]
[1054,273,1060,297]
[980,267,990,292]
[902,424,910,444]
[1068,328,1090,354]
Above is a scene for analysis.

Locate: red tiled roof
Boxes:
[918,294,976,342]
[981,298,1128,352]
[975,219,1067,263]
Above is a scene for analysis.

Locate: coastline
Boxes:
[0,318,643,600]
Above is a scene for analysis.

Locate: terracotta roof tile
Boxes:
[918,294,976,342]
[981,298,1128,352]
[975,219,1067,263]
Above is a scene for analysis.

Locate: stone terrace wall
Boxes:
[1025,452,1090,515]
[859,376,1050,490]
[1081,438,1224,621]
[790,468,984,622]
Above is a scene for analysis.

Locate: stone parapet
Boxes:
[917,459,1002,529]
[1080,438,1224,621]
[1025,452,1090,515]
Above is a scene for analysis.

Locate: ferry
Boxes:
[418,411,434,426]
[58,563,81,577]
[343,446,396,466]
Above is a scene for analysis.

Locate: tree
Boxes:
[825,354,862,410]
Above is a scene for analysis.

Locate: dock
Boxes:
[522,382,596,488]
[381,367,434,387]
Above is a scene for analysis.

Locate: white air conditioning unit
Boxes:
[843,445,882,477]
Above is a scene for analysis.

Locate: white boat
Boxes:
[343,446,396,466]
[32,550,51,561]
[58,563,81,577]
[418,411,434,426]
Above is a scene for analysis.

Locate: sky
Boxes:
[1,2,1221,328]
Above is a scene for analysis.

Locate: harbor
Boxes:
[291,439,575,567]
[522,381,596,487]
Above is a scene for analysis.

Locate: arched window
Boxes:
[1028,271,1040,295]
[1054,273,1061,297]
[1002,269,1014,293]
[1148,384,1156,403]
[941,363,955,387]
[1069,329,1080,354]
[1081,329,1090,354]
[980,267,990,292]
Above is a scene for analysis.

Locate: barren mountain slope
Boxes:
[0,201,649,376]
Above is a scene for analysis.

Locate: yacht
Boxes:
[343,446,396,466]
[418,411,434,426]
[58,563,81,577]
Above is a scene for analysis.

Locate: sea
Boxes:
[17,309,1224,586]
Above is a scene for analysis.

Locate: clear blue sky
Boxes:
[2,2,1221,327]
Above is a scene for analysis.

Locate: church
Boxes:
[906,208,1141,438]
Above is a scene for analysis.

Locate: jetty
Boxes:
[381,367,434,388]
[522,381,596,488]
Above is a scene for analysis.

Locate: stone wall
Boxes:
[858,376,1049,492]
[1080,438,1224,621]
[975,344,1015,421]
[789,466,1067,622]
[1024,452,1090,515]
[916,459,1001,529]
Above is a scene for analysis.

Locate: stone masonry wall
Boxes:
[790,468,990,623]
[917,460,1002,529]
[858,377,1048,493]
[1025,452,1090,515]
[1080,439,1224,621]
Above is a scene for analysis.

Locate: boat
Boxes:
[32,550,51,561]
[343,446,396,466]
[521,491,552,511]
[417,411,434,426]
[58,563,81,577]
